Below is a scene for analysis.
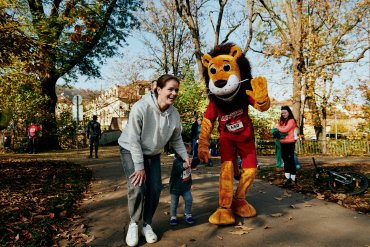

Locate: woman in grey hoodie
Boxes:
[119,74,190,247]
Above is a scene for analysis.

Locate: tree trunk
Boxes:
[285,0,304,134]
[320,104,328,154]
[194,45,204,79]
[40,76,60,150]
[292,56,303,131]
[188,25,203,79]
[321,117,327,154]
[174,0,204,79]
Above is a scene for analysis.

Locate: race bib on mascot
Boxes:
[226,120,244,133]
[221,109,245,133]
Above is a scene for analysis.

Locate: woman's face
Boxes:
[157,79,179,108]
[281,109,289,119]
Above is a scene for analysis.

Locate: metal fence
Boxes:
[295,139,370,156]
[255,139,370,156]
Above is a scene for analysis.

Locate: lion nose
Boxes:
[214,80,227,88]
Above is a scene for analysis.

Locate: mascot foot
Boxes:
[209,208,235,225]
[231,199,256,217]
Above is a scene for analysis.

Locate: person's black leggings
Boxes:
[281,142,296,175]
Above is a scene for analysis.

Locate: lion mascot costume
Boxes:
[198,43,270,225]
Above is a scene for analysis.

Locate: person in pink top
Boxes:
[276,106,297,186]
[27,120,41,154]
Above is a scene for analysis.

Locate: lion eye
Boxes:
[210,67,217,74]
[223,64,231,72]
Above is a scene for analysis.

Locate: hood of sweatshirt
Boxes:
[118,92,188,171]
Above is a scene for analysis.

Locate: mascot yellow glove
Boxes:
[198,118,213,163]
[246,76,270,111]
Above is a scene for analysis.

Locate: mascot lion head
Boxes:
[202,43,252,112]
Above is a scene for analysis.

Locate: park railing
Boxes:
[255,139,370,156]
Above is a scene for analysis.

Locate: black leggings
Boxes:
[281,142,296,175]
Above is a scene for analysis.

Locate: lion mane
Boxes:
[202,42,253,113]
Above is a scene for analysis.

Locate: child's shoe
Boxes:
[184,214,195,224]
[169,216,178,226]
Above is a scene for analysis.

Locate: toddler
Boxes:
[169,145,194,225]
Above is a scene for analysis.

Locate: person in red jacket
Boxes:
[27,120,41,154]
[276,106,298,186]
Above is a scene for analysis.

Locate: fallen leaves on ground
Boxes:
[270,213,283,217]
[316,193,325,200]
[229,224,254,235]
[0,160,92,246]
[257,163,370,214]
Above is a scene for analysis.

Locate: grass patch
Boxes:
[0,160,92,246]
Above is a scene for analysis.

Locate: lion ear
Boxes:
[229,45,242,59]
[202,53,212,67]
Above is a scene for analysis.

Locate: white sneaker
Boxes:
[126,222,139,246]
[142,224,158,244]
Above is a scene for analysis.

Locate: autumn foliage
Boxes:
[0,160,92,246]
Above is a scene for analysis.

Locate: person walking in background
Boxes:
[276,106,298,187]
[27,120,41,154]
[118,74,190,247]
[169,144,195,226]
[86,115,101,159]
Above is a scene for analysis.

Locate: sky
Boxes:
[57,1,370,104]
[57,21,296,100]
[57,36,369,104]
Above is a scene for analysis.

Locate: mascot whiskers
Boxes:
[198,43,270,225]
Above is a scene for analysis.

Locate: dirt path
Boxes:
[2,147,369,246]
[71,147,370,247]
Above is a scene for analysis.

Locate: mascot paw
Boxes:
[198,149,211,163]
[246,76,268,103]
[231,199,256,218]
[209,208,235,225]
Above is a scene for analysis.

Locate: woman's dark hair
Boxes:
[279,106,296,125]
[153,74,180,97]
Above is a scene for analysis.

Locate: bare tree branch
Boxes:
[222,22,242,44]
[214,0,227,46]
[258,0,290,42]
[243,0,255,54]
[306,46,370,73]
[50,0,62,16]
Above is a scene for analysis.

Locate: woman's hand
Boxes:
[129,169,146,186]
[183,158,191,169]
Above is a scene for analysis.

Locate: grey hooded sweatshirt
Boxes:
[118,92,188,171]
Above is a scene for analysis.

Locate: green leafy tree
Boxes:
[356,81,370,139]
[0,7,47,148]
[0,109,11,131]
[249,106,279,140]
[1,0,141,148]
[174,63,208,141]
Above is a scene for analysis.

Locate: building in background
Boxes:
[85,80,152,130]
